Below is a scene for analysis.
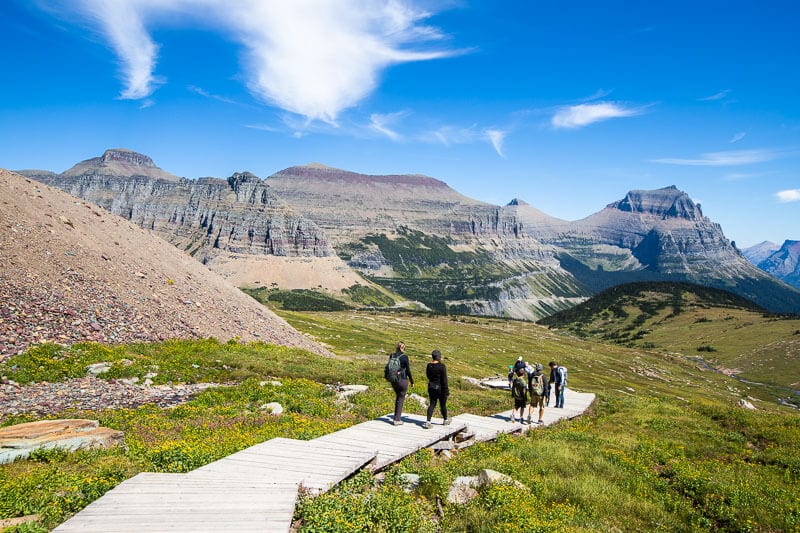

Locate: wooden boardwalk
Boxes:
[54,387,594,532]
[54,474,299,532]
[314,414,467,470]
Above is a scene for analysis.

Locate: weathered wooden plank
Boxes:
[53,474,299,533]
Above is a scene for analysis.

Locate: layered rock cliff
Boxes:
[31,151,331,262]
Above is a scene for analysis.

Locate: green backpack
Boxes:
[532,373,545,396]
[384,354,403,383]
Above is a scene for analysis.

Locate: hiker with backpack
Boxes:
[510,368,528,423]
[527,363,548,424]
[424,349,450,429]
[549,361,568,408]
[385,341,414,426]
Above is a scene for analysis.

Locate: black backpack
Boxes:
[384,354,403,383]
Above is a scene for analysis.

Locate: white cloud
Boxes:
[730,131,747,144]
[369,111,408,141]
[699,89,731,101]
[776,189,800,202]
[652,149,780,166]
[484,129,506,157]
[188,85,237,105]
[68,1,458,121]
[418,125,507,156]
[78,0,162,99]
[551,102,643,129]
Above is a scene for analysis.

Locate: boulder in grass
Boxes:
[260,402,284,415]
[477,468,527,490]
[447,476,479,504]
[737,398,757,410]
[0,419,123,464]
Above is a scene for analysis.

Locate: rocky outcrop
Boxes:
[0,419,123,464]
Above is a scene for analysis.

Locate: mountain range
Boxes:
[18,148,800,318]
[743,240,800,290]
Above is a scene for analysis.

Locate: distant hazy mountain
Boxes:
[746,240,800,290]
[743,241,780,265]
[19,149,800,317]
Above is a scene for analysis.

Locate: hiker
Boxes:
[507,365,514,388]
[424,349,450,429]
[512,355,526,374]
[510,368,528,423]
[387,341,414,425]
[527,363,548,424]
[549,361,567,408]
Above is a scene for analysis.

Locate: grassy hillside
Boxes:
[1,309,798,531]
[539,282,800,395]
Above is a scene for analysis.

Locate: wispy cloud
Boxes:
[551,102,644,129]
[699,89,731,101]
[484,129,506,157]
[652,148,780,166]
[729,131,747,144]
[369,111,408,141]
[723,171,774,181]
[64,1,460,121]
[776,189,800,202]
[418,125,507,156]
[188,85,237,105]
[77,0,162,100]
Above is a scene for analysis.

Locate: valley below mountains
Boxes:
[19,148,800,319]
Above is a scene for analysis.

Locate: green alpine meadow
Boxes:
[2,283,798,531]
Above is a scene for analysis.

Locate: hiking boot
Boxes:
[423,421,432,429]
[393,420,404,426]
[443,418,451,426]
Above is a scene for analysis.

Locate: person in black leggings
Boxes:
[424,349,450,428]
[391,341,414,425]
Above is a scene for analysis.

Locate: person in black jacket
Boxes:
[390,341,414,426]
[424,349,450,429]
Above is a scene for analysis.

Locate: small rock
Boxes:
[143,378,154,386]
[86,362,112,376]
[477,469,527,490]
[737,398,757,410]
[409,393,428,408]
[260,402,284,415]
[337,384,368,400]
[447,476,479,504]
[399,473,420,492]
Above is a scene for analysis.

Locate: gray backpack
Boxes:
[384,354,403,383]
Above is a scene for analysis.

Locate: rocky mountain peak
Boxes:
[609,186,704,220]
[100,148,156,168]
[62,148,180,181]
[227,171,262,188]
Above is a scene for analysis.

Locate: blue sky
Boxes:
[1,1,798,247]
